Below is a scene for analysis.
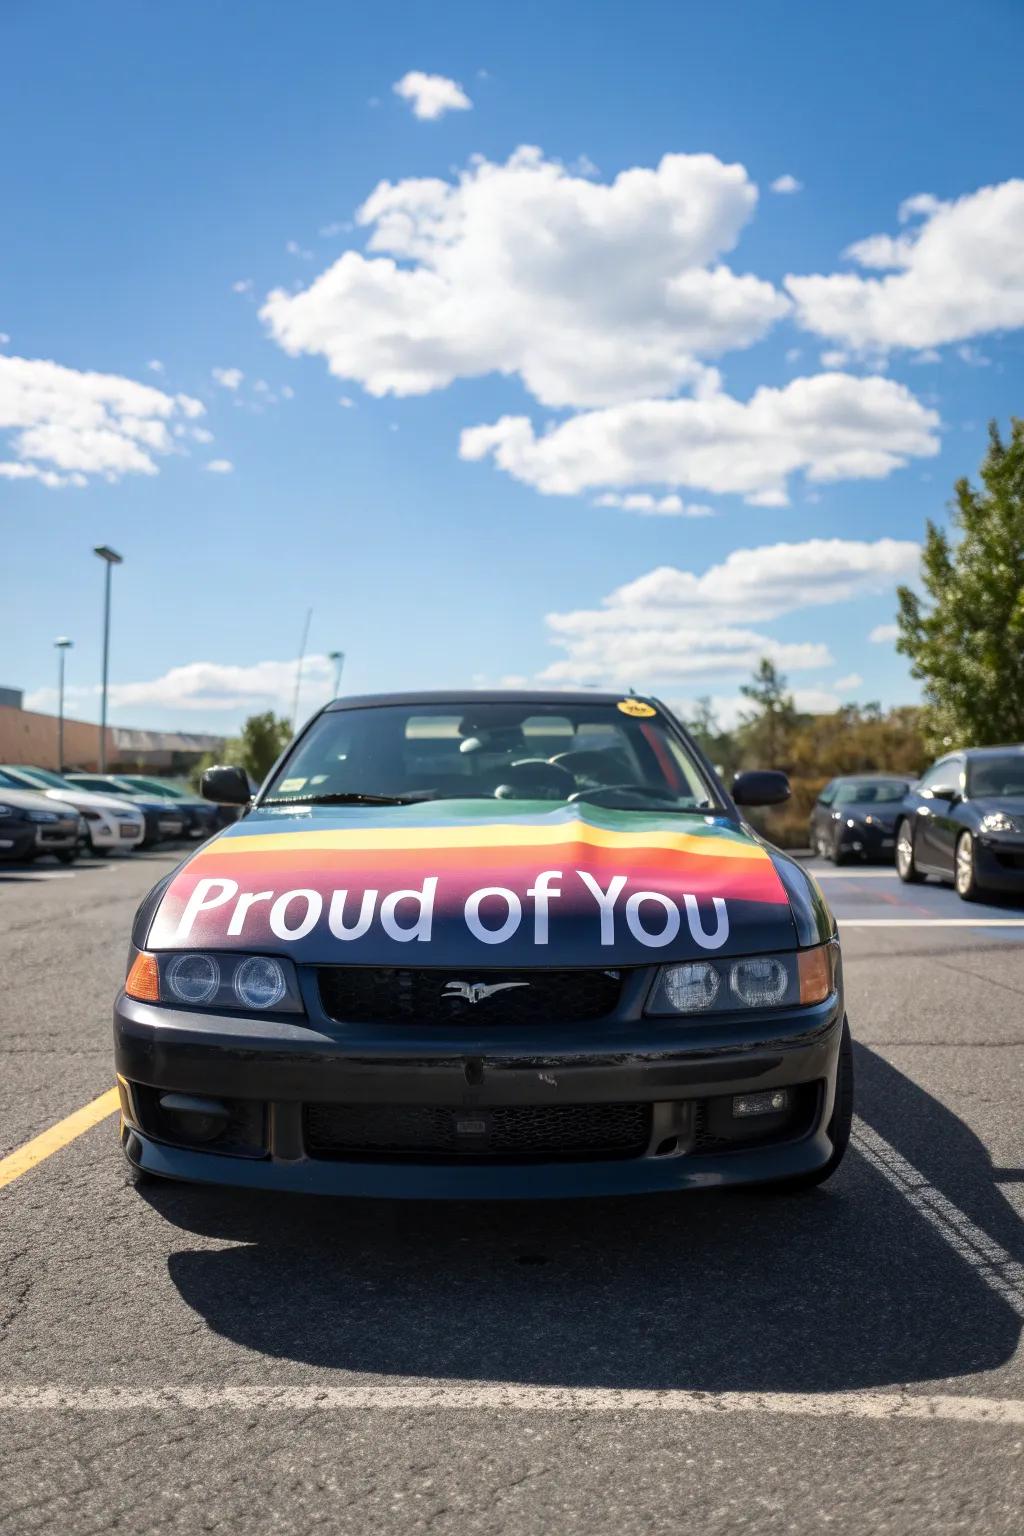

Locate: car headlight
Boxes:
[26,809,60,823]
[646,942,835,1016]
[0,804,13,818]
[980,811,1020,835]
[125,949,303,1014]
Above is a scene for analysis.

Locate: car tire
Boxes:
[954,831,981,901]
[55,848,78,865]
[895,819,923,883]
[758,1018,854,1193]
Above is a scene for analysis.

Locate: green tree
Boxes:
[192,711,293,790]
[897,418,1024,751]
[736,658,798,769]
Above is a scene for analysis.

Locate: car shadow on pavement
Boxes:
[152,1042,1023,1394]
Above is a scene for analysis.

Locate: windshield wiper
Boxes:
[569,786,714,814]
[262,791,432,807]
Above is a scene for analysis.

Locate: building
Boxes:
[0,701,225,774]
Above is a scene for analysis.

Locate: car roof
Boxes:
[832,771,911,781]
[323,690,659,712]
[962,745,1024,757]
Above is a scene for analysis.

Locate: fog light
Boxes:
[732,1089,789,1118]
[158,1092,229,1143]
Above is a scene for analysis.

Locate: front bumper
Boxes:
[973,837,1024,892]
[115,990,846,1198]
[836,821,897,859]
[0,824,38,860]
[85,816,145,850]
[34,818,81,854]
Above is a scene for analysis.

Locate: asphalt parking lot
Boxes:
[1,850,1022,1534]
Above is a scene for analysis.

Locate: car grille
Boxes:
[304,1101,651,1161]
[317,967,623,1026]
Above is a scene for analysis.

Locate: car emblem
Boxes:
[442,980,530,1005]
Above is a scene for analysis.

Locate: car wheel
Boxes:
[895,819,923,883]
[55,848,79,865]
[758,1018,854,1193]
[954,831,981,901]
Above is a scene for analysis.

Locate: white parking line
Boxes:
[841,919,1024,928]
[0,1384,1021,1423]
[0,870,76,882]
[852,1117,1024,1318]
[812,870,899,879]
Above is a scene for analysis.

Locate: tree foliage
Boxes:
[897,418,1024,751]
[192,711,293,790]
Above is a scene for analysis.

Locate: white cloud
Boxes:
[392,70,472,120]
[0,333,10,346]
[770,174,803,195]
[594,492,714,517]
[191,426,214,444]
[869,622,900,643]
[286,240,314,261]
[27,655,337,718]
[212,367,244,390]
[205,458,234,474]
[787,179,1024,351]
[540,538,918,688]
[461,373,939,504]
[0,355,204,487]
[147,359,165,374]
[819,349,848,368]
[232,279,254,296]
[261,146,789,409]
[833,673,863,691]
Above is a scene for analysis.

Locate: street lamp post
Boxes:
[93,545,123,772]
[329,650,345,697]
[54,637,73,772]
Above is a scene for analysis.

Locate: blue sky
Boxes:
[3,0,1023,735]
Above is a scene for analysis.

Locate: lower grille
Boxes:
[304,1101,651,1161]
[692,1084,819,1153]
[317,967,623,1026]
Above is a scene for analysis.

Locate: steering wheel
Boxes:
[493,758,577,800]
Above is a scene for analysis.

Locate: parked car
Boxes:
[113,775,224,838]
[64,773,186,846]
[0,782,83,864]
[896,746,1024,901]
[0,765,146,854]
[116,689,852,1200]
[809,774,913,864]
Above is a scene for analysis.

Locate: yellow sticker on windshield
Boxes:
[278,777,307,792]
[617,699,657,718]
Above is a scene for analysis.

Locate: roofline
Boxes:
[323,689,656,712]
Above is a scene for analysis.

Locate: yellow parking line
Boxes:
[0,1088,120,1191]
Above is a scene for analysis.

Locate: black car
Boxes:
[65,774,187,846]
[810,774,913,864]
[0,784,83,864]
[116,690,852,1201]
[113,776,222,839]
[896,746,1024,900]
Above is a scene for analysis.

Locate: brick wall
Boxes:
[0,705,113,771]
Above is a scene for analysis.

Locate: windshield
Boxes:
[262,702,718,814]
[833,779,909,805]
[0,765,72,790]
[967,755,1024,798]
[122,777,186,797]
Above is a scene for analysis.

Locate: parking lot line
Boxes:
[841,918,1024,927]
[0,1384,1022,1423]
[0,1087,119,1191]
[852,1117,1024,1318]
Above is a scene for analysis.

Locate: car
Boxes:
[0,782,83,864]
[116,691,852,1200]
[0,766,146,854]
[113,775,223,838]
[896,745,1024,901]
[64,773,186,846]
[809,774,913,864]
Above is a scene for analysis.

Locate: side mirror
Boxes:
[929,784,959,803]
[732,769,791,808]
[200,764,251,806]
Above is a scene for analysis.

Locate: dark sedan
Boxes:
[114,776,222,839]
[809,775,912,864]
[896,746,1024,900]
[65,773,186,846]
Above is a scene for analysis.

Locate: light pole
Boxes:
[54,637,73,772]
[93,545,123,771]
[329,650,345,697]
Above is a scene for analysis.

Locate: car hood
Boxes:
[41,788,142,816]
[836,800,903,820]
[145,800,799,966]
[0,787,79,815]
